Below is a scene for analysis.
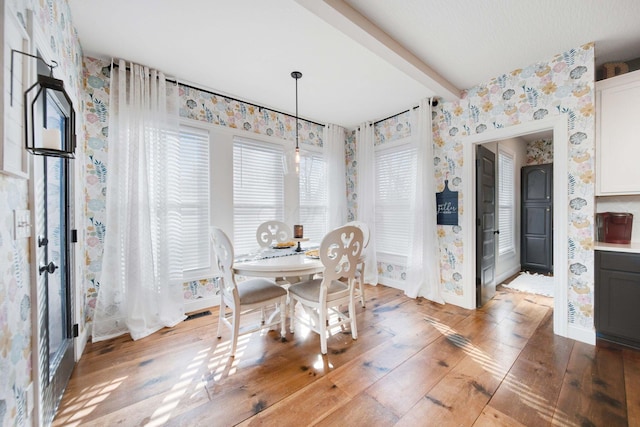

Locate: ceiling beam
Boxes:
[296,0,461,101]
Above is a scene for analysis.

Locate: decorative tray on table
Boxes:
[272,241,295,249]
[305,249,319,259]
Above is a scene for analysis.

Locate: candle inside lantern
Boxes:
[294,225,303,238]
[42,128,61,150]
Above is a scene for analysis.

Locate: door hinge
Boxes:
[73,324,79,338]
[71,229,78,243]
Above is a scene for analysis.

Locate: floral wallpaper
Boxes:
[432,43,595,328]
[81,57,325,324]
[526,138,554,165]
[81,57,109,325]
[347,43,595,330]
[0,176,30,426]
[1,0,84,425]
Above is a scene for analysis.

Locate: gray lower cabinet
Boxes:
[595,250,640,349]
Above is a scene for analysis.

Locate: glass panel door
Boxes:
[36,80,75,425]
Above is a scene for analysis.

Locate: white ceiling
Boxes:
[68,0,640,130]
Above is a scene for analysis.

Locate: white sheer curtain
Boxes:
[356,122,378,285]
[405,98,443,302]
[324,123,347,231]
[93,59,185,342]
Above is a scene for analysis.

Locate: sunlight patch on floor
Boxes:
[52,376,127,426]
[424,315,577,427]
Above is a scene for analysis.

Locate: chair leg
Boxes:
[349,296,358,340]
[289,298,295,334]
[279,297,286,338]
[230,307,241,357]
[319,303,328,355]
[358,264,366,307]
[217,299,225,339]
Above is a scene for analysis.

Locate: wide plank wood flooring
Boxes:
[53,284,640,426]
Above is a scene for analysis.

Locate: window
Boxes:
[498,148,515,255]
[233,137,285,255]
[180,125,211,278]
[375,140,416,259]
[299,151,327,243]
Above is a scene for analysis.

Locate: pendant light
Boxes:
[11,50,76,158]
[291,71,302,173]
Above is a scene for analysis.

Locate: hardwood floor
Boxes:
[53,285,640,426]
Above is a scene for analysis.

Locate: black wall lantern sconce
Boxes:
[11,49,76,159]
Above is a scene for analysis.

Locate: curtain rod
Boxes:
[110,62,326,128]
[361,98,439,130]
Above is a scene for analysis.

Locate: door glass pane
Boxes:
[45,94,68,376]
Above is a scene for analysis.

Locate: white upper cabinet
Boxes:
[596,69,640,195]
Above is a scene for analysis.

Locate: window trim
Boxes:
[374,136,416,264]
[178,122,214,281]
[497,146,516,257]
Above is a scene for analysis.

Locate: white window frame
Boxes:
[497,146,516,256]
[178,119,326,261]
[374,136,416,265]
[299,145,327,244]
[179,123,213,281]
[232,136,287,255]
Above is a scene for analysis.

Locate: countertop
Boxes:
[594,241,640,254]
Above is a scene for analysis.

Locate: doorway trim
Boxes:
[461,114,576,341]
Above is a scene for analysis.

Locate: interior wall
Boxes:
[433,43,596,332]
[0,0,83,425]
[526,138,554,165]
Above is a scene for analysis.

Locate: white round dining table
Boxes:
[233,254,323,279]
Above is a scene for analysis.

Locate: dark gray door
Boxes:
[521,163,553,273]
[34,54,75,424]
[476,145,497,307]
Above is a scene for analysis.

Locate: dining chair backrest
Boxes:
[320,225,363,285]
[211,227,239,304]
[344,221,370,249]
[256,221,292,248]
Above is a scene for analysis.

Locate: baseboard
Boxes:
[442,291,474,310]
[567,324,596,345]
[376,277,404,290]
[495,265,521,285]
[185,295,220,314]
[74,323,88,361]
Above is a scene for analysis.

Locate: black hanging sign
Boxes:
[436,180,458,225]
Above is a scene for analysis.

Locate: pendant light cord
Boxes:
[291,71,302,154]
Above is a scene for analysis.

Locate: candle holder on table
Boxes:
[293,225,307,252]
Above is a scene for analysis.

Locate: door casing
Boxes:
[458,115,597,345]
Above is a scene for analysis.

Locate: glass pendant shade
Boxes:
[25,74,76,158]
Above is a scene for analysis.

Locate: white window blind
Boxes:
[233,137,285,255]
[498,149,515,255]
[375,142,416,258]
[179,125,211,276]
[299,151,327,243]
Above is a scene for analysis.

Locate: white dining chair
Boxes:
[256,220,296,287]
[345,221,370,308]
[211,227,287,357]
[288,225,363,355]
[256,220,292,249]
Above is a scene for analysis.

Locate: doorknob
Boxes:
[493,230,500,235]
[39,261,58,275]
[38,235,48,247]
